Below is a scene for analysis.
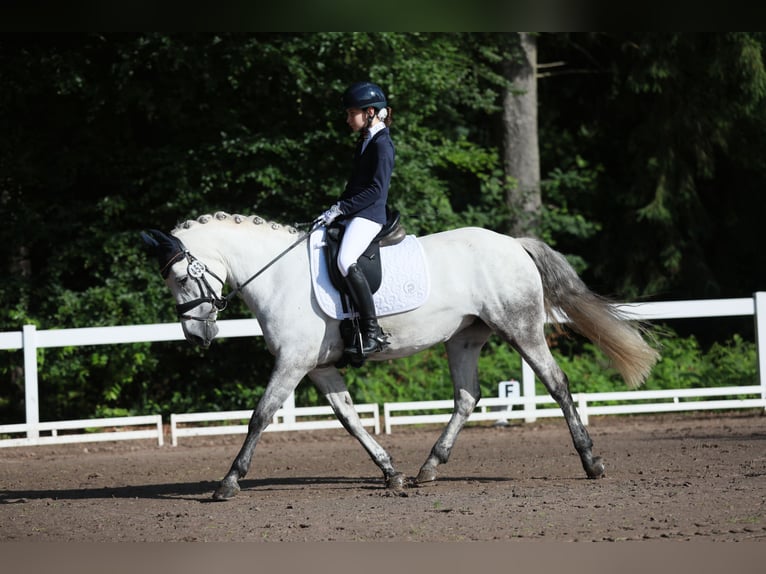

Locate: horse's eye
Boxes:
[176,276,189,287]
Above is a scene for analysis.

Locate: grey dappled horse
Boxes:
[142,212,658,500]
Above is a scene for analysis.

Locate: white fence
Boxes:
[0,318,264,447]
[383,385,765,434]
[1,293,764,448]
[169,403,380,446]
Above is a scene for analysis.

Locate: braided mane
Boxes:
[173,211,299,235]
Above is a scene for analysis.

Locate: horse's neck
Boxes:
[217,225,296,276]
[227,227,312,324]
[207,225,309,301]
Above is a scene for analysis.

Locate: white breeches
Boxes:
[337,217,383,277]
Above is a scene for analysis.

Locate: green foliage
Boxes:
[561,328,757,397]
[343,346,454,404]
[539,156,603,273]
[339,329,757,407]
[701,334,758,388]
[642,334,707,390]
[341,338,524,407]
[539,32,766,300]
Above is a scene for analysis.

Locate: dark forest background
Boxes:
[2,33,764,421]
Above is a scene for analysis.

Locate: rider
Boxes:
[318,81,395,359]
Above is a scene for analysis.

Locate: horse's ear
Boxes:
[140,229,162,253]
[140,229,184,277]
[141,229,178,252]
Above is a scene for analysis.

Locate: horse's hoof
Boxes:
[415,466,437,484]
[212,478,240,500]
[384,473,409,497]
[385,472,406,491]
[585,456,605,479]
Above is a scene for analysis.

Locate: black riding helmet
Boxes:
[342,81,387,111]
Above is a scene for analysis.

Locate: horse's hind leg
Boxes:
[511,330,605,479]
[308,367,405,490]
[415,321,492,484]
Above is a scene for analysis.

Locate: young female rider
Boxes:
[318,81,395,359]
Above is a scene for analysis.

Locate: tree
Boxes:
[502,32,541,237]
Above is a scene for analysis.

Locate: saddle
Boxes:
[323,208,406,297]
[322,208,406,369]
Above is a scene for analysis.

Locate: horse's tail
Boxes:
[517,237,659,389]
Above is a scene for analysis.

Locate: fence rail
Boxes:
[0,415,164,448]
[169,403,380,446]
[383,385,765,433]
[1,293,764,448]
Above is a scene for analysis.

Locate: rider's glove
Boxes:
[318,203,343,226]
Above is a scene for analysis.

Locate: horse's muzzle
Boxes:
[181,317,219,348]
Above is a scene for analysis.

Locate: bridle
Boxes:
[163,249,230,322]
[165,223,317,324]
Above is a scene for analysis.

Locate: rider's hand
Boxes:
[318,204,343,226]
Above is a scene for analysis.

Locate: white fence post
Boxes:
[578,393,589,426]
[521,359,537,422]
[281,391,296,425]
[22,324,40,440]
[756,292,766,412]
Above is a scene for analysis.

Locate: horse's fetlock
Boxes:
[432,447,451,465]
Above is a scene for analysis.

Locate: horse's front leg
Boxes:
[308,367,405,491]
[213,360,306,500]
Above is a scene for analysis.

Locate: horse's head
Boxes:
[141,228,227,348]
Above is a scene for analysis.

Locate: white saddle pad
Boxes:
[309,227,430,320]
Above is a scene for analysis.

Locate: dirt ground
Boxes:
[1,411,765,543]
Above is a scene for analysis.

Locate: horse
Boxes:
[142,211,659,500]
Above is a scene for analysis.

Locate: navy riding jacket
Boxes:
[337,128,394,225]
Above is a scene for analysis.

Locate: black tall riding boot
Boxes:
[343,263,388,357]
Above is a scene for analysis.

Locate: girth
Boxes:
[323,208,405,295]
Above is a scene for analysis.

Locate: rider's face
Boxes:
[346,107,370,132]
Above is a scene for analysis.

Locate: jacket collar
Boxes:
[360,123,387,154]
